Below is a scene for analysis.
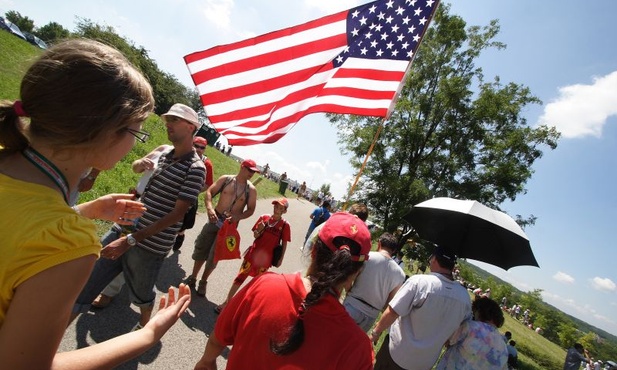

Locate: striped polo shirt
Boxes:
[136,148,206,255]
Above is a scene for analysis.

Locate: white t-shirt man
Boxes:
[388,273,471,370]
[344,251,405,331]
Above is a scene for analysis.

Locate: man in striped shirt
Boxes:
[71,103,206,330]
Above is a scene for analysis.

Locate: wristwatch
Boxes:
[126,234,137,246]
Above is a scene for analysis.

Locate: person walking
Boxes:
[436,297,508,369]
[71,103,206,330]
[563,343,592,370]
[371,245,472,370]
[184,159,259,297]
[343,232,406,332]
[0,38,190,369]
[194,212,374,370]
[214,198,291,314]
[304,200,331,243]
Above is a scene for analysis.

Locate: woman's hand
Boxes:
[76,194,146,224]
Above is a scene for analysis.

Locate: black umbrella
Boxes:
[403,197,539,270]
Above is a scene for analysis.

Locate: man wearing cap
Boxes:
[184,158,259,297]
[371,246,472,370]
[71,103,206,329]
[214,197,291,313]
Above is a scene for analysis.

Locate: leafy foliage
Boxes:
[329,4,560,237]
[4,10,34,33]
[33,21,70,44]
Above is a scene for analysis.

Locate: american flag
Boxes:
[185,0,439,146]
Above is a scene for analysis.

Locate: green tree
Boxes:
[34,22,70,44]
[329,4,560,233]
[558,322,580,348]
[5,10,34,33]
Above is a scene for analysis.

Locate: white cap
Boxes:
[162,103,200,128]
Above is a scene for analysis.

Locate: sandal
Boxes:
[196,280,207,297]
[183,275,197,290]
[91,294,112,308]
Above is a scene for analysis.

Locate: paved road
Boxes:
[59,196,319,369]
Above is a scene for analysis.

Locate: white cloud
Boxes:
[201,0,234,29]
[553,271,575,284]
[538,70,617,139]
[590,277,617,292]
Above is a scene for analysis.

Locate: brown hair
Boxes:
[270,237,364,355]
[0,38,154,158]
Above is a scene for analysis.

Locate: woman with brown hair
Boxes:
[195,212,374,369]
[0,38,190,369]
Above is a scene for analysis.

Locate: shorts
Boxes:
[192,220,222,261]
[73,227,165,313]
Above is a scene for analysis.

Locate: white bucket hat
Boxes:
[162,103,201,129]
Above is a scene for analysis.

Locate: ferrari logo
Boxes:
[350,224,357,235]
[226,236,237,251]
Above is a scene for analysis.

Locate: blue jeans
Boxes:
[73,226,165,313]
[343,300,377,333]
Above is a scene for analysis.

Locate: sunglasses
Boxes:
[194,145,206,149]
[126,128,150,143]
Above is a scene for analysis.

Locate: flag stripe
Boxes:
[184,0,439,145]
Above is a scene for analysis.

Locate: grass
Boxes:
[0,31,41,100]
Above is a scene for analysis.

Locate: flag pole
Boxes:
[342,116,387,209]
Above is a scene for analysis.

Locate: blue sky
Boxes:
[4,0,616,336]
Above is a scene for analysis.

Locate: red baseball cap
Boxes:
[272,197,289,209]
[193,136,207,146]
[318,212,371,262]
[241,159,260,172]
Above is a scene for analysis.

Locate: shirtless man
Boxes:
[184,159,259,297]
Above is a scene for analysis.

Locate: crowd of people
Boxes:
[2,38,610,370]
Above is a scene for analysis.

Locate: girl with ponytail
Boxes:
[195,212,374,370]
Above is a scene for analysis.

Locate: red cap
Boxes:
[318,212,371,262]
[193,136,207,146]
[241,159,260,172]
[272,197,289,209]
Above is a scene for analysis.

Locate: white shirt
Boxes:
[388,272,471,370]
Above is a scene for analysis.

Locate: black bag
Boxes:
[271,220,287,266]
[181,202,198,230]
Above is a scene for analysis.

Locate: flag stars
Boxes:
[402,16,411,25]
[401,41,409,49]
[370,40,378,48]
[360,47,368,55]
[386,0,395,8]
[392,24,400,33]
[359,16,368,25]
[377,12,386,20]
[352,28,360,37]
[352,10,360,18]
[365,31,373,39]
[397,34,405,42]
[381,32,389,40]
[408,25,416,33]
[376,49,384,57]
[369,4,377,13]
[426,0,435,7]
[395,6,405,15]
[386,41,394,49]
[413,34,420,42]
[419,17,427,25]
[391,49,399,57]
[386,15,394,23]
[414,8,422,16]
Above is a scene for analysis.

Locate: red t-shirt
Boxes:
[215,272,374,370]
[245,215,291,270]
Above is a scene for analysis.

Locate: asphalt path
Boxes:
[58,196,319,369]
